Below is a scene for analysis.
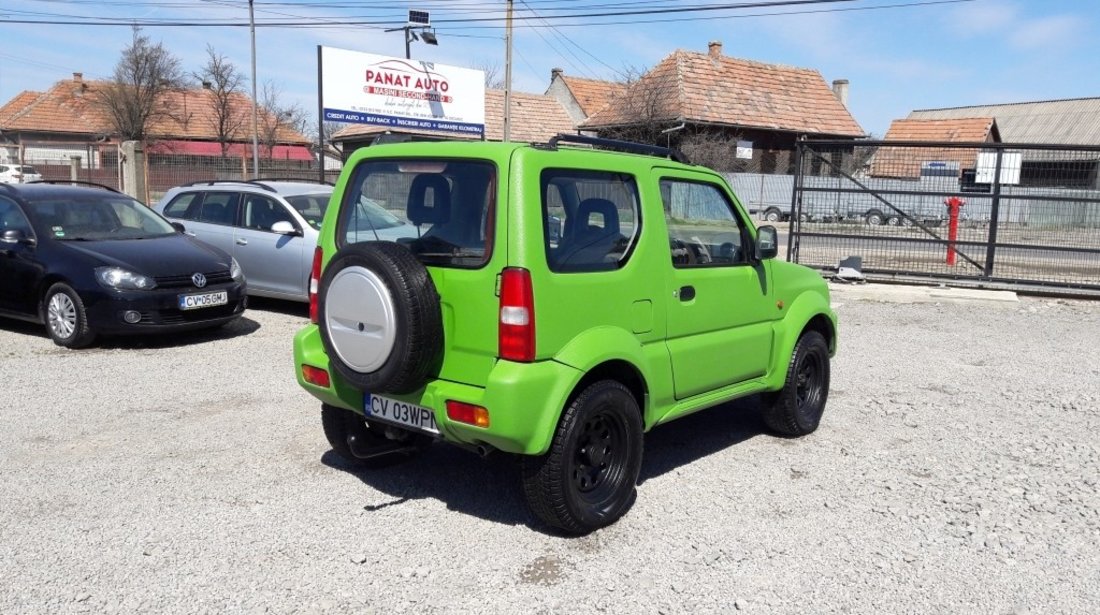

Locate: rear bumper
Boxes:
[294,324,580,455]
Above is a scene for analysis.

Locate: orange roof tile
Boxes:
[558,75,625,117]
[871,117,998,178]
[333,88,577,143]
[0,77,308,144]
[582,49,864,137]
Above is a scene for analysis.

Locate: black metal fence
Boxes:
[789,139,1100,295]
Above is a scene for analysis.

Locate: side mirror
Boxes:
[755,225,779,260]
[270,221,301,236]
[171,221,186,233]
[1,229,33,245]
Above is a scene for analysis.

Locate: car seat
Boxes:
[554,198,623,269]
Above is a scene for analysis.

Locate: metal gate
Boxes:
[789,139,1100,295]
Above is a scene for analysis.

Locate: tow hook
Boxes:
[346,433,418,459]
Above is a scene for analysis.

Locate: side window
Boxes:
[163,193,200,220]
[660,179,747,267]
[0,197,32,235]
[541,170,640,273]
[243,195,293,231]
[197,192,240,226]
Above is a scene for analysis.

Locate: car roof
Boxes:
[169,180,333,198]
[0,183,131,201]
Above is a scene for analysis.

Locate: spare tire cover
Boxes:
[318,241,443,394]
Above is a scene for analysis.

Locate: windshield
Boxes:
[284,193,331,231]
[340,159,496,268]
[26,195,177,241]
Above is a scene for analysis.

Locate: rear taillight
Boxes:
[309,247,323,323]
[302,365,330,388]
[499,267,535,362]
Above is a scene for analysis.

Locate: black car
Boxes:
[0,182,247,348]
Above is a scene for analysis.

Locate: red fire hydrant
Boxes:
[944,196,965,265]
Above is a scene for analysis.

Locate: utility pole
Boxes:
[248,0,260,179]
[504,0,513,142]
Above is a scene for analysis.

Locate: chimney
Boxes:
[551,67,563,82]
[708,41,723,58]
[832,79,849,106]
[73,72,83,83]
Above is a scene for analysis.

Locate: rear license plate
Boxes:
[178,291,228,310]
[365,394,439,435]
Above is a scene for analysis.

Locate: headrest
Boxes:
[576,198,619,236]
[406,174,451,226]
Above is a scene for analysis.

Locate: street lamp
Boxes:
[248,0,260,179]
[385,10,439,59]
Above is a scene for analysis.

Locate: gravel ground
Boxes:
[1,291,1098,614]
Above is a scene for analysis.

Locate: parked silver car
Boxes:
[155,179,416,302]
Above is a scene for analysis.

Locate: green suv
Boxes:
[294,135,837,534]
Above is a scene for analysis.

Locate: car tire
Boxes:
[865,210,884,226]
[761,330,830,437]
[764,208,782,223]
[43,283,96,349]
[886,216,900,226]
[521,380,644,535]
[318,242,443,395]
[321,403,426,468]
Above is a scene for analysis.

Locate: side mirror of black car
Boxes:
[1,229,34,245]
[171,222,186,233]
[755,225,779,261]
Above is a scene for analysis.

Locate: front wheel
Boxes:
[521,380,644,535]
[763,208,782,223]
[761,331,831,436]
[43,283,96,348]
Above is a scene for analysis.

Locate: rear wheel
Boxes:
[43,283,95,349]
[763,208,782,223]
[762,331,831,436]
[865,210,885,226]
[521,380,644,535]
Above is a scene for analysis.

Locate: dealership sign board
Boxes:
[319,46,485,137]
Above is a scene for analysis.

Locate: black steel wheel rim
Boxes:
[569,408,628,503]
[795,349,825,418]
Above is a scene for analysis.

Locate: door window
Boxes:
[0,197,31,235]
[243,195,294,232]
[197,192,240,226]
[660,180,747,267]
[163,193,201,219]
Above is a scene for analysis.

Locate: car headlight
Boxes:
[230,257,244,281]
[95,267,156,290]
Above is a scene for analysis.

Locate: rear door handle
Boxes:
[235,238,248,245]
[679,285,696,301]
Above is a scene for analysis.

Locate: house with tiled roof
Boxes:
[331,88,577,153]
[544,69,624,123]
[579,42,863,172]
[871,117,1000,179]
[0,73,312,168]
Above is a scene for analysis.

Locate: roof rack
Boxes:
[249,177,335,187]
[180,179,276,192]
[25,180,122,193]
[547,133,691,164]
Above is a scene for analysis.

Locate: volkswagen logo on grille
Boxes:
[192,273,207,288]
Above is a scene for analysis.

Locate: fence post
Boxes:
[984,148,1005,277]
[120,141,146,202]
[787,138,804,262]
[69,156,81,181]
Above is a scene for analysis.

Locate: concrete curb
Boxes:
[828,281,1019,306]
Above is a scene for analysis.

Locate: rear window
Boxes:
[339,159,496,268]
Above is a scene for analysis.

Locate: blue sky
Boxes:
[0,0,1095,137]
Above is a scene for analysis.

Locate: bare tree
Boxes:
[476,60,505,89]
[258,80,308,160]
[194,45,245,158]
[96,26,185,142]
[595,64,677,145]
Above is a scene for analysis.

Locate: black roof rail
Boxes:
[25,180,122,193]
[547,133,691,164]
[180,179,276,192]
[248,177,335,187]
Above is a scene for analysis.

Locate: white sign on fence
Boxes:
[736,140,754,159]
[320,46,485,137]
[975,151,1022,185]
